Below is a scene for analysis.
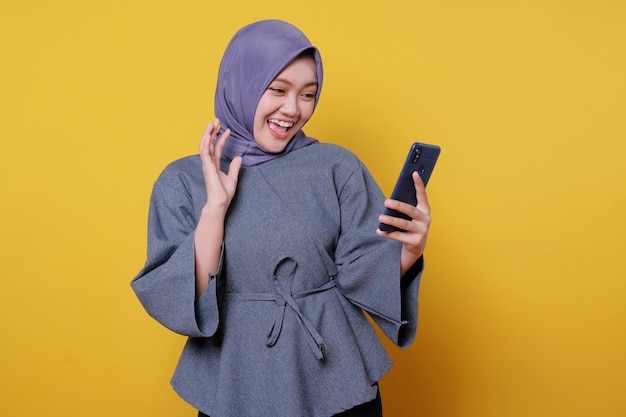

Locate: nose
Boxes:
[280,96,298,116]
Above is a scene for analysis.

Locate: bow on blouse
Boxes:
[266,257,336,360]
[223,257,337,360]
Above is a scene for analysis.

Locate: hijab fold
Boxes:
[215,20,324,166]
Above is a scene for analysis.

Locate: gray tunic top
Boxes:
[131,142,423,417]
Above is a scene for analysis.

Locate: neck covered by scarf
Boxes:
[215,20,324,166]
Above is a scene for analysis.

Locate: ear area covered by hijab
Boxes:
[215,20,324,166]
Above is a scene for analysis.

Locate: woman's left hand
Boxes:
[376,171,431,276]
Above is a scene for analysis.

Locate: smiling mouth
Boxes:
[267,119,294,137]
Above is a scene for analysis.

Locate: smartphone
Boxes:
[378,142,441,232]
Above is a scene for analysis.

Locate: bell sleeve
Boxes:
[131,176,223,338]
[334,159,423,348]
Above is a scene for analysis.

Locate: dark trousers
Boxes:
[198,387,382,417]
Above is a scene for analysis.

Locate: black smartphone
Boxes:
[378,142,441,232]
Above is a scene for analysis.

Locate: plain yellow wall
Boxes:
[1,0,625,416]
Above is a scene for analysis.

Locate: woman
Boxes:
[132,19,431,417]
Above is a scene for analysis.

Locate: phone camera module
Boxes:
[412,148,421,164]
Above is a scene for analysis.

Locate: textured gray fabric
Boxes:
[131,142,422,417]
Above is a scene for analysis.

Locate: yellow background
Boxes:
[1,0,625,416]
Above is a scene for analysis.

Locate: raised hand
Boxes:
[194,119,243,296]
[199,119,242,211]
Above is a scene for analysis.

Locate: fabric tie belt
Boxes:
[224,257,336,361]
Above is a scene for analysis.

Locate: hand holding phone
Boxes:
[378,142,441,232]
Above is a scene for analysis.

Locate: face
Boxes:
[252,55,318,154]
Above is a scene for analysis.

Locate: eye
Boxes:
[302,91,317,100]
[268,87,285,94]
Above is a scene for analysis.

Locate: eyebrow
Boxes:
[272,78,318,88]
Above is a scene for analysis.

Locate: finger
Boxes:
[215,128,231,150]
[378,211,416,232]
[375,224,413,245]
[212,128,231,161]
[413,171,430,211]
[200,122,217,155]
[207,120,220,155]
[227,155,243,180]
[382,198,425,223]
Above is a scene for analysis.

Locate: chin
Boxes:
[257,134,294,154]
[267,143,290,154]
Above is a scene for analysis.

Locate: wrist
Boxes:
[201,204,228,218]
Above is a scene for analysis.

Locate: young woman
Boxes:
[132,19,431,417]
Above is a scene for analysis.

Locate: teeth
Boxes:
[269,119,293,128]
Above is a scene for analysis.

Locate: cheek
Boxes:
[300,101,316,120]
[253,100,270,129]
[252,108,266,139]
[254,92,274,119]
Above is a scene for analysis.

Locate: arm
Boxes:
[332,156,422,347]
[194,119,242,297]
[130,120,241,336]
[194,206,227,296]
[376,171,431,276]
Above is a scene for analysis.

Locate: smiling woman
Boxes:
[131,19,432,417]
[3,1,625,417]
[252,51,318,153]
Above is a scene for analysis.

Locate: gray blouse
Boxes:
[131,142,423,417]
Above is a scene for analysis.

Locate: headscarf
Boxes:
[215,20,323,166]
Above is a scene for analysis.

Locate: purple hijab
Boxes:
[215,20,323,166]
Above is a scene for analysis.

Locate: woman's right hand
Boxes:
[194,119,242,295]
[199,119,243,212]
